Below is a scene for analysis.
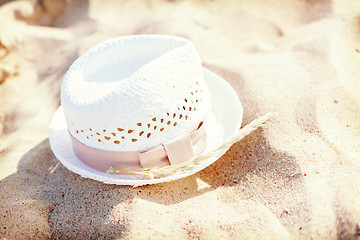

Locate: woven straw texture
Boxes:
[61,35,210,151]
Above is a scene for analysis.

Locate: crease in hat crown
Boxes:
[61,35,211,152]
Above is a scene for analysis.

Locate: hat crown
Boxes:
[61,35,210,151]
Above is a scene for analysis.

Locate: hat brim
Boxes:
[49,68,243,186]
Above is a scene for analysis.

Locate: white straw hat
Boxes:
[49,35,243,186]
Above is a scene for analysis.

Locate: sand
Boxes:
[0,0,360,239]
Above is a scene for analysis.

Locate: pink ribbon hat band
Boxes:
[70,122,207,172]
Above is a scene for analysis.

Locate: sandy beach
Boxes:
[1,0,360,239]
